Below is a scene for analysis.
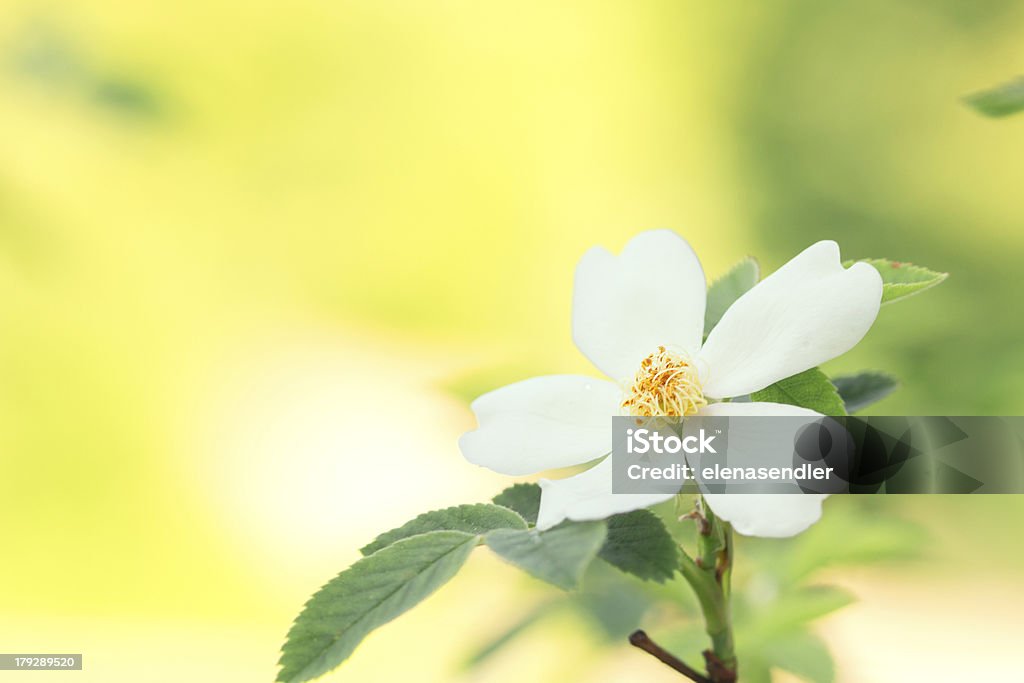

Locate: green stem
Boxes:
[678,498,737,683]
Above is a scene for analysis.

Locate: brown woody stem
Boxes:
[628,630,711,683]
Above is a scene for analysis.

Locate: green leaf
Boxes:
[278,531,478,683]
[360,504,526,556]
[572,581,651,640]
[751,368,847,416]
[736,662,773,683]
[844,258,947,304]
[597,510,679,583]
[964,76,1024,118]
[751,585,855,637]
[832,371,898,413]
[492,483,542,526]
[485,521,607,590]
[657,623,706,665]
[764,631,835,683]
[782,511,925,582]
[705,257,760,334]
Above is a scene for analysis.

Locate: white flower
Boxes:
[459,230,882,537]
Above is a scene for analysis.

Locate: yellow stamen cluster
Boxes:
[621,346,707,417]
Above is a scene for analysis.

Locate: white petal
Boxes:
[459,375,620,476]
[697,241,882,398]
[573,230,706,381]
[698,400,827,537]
[698,401,822,419]
[701,493,827,538]
[535,457,676,530]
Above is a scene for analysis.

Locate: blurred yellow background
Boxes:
[2,1,1023,681]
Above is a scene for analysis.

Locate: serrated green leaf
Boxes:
[485,521,607,590]
[492,483,542,526]
[360,504,526,556]
[751,368,847,416]
[278,531,478,683]
[597,510,679,583]
[964,76,1024,118]
[832,371,898,413]
[844,258,947,304]
[764,631,835,683]
[705,257,760,334]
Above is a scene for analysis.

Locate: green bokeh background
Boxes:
[1,2,1022,681]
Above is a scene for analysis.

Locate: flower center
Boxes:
[621,346,707,417]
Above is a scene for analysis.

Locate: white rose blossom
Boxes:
[459,230,883,537]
